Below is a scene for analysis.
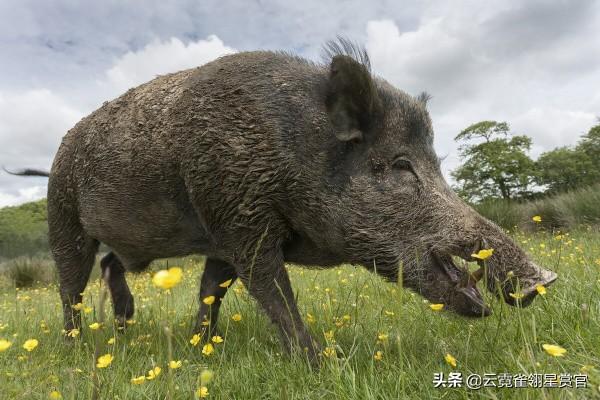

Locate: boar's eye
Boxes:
[392,158,414,173]
[392,158,419,181]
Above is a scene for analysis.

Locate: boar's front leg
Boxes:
[100,252,134,328]
[238,248,320,363]
[194,257,238,338]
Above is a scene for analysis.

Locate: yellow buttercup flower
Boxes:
[536,285,547,295]
[430,303,444,311]
[190,334,201,346]
[202,343,214,356]
[0,339,12,352]
[89,322,101,330]
[152,267,183,289]
[168,360,182,369]
[196,386,209,398]
[49,391,62,399]
[471,248,494,260]
[231,313,242,322]
[444,353,457,368]
[96,353,113,368]
[219,279,233,288]
[542,344,567,357]
[211,335,223,344]
[374,350,384,361]
[322,347,336,358]
[146,366,161,380]
[202,296,216,305]
[131,375,146,385]
[107,337,115,345]
[377,333,388,342]
[532,215,542,223]
[67,329,80,338]
[83,306,93,314]
[71,303,84,311]
[23,339,39,352]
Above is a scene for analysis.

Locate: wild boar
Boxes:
[8,39,556,361]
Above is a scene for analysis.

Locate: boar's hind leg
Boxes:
[238,250,320,363]
[194,257,238,337]
[100,252,134,329]
[53,232,99,335]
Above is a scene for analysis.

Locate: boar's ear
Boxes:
[325,55,380,142]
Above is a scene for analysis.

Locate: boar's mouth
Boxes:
[427,251,492,317]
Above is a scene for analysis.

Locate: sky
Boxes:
[1,0,599,207]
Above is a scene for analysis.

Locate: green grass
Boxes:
[0,230,599,399]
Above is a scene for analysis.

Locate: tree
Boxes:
[577,122,600,176]
[536,122,600,193]
[451,121,537,202]
[536,147,592,193]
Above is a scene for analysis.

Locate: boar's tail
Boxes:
[2,166,50,177]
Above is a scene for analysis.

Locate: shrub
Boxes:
[474,199,524,231]
[0,257,56,288]
[474,184,600,231]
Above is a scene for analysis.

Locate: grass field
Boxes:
[1,228,599,399]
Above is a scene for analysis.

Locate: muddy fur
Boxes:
[38,39,556,361]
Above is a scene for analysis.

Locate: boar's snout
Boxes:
[498,261,558,307]
[427,214,558,312]
[452,220,559,309]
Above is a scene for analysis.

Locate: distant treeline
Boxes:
[0,199,49,260]
[452,120,600,202]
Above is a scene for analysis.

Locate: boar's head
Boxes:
[319,43,557,316]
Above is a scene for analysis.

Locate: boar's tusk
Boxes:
[459,266,485,288]
[471,267,485,282]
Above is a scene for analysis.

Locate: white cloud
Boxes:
[366,18,476,97]
[0,89,83,207]
[513,108,597,157]
[0,89,82,162]
[104,35,236,95]
[0,185,47,207]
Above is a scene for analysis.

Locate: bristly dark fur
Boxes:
[416,91,433,105]
[321,36,371,71]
